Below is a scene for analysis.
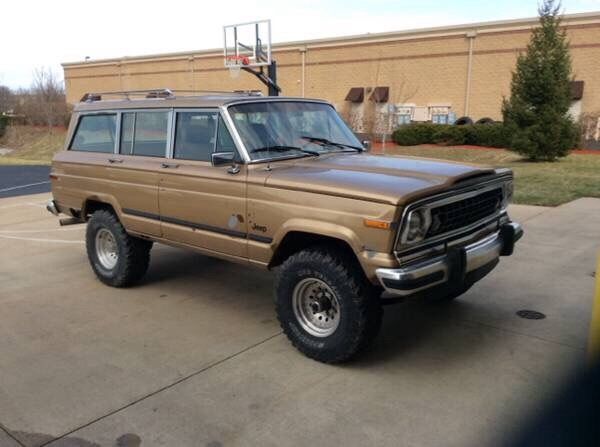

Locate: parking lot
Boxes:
[0,191,598,447]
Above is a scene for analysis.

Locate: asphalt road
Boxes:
[0,193,597,447]
[0,165,51,199]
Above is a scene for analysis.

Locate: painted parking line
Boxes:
[0,201,49,210]
[0,181,50,193]
[0,227,84,234]
[0,234,83,244]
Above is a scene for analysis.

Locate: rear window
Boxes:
[70,114,116,153]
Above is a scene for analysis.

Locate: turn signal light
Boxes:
[364,219,391,230]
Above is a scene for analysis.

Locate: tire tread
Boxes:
[275,246,382,363]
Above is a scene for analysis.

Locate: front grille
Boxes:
[426,188,503,238]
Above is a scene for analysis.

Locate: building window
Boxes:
[345,87,364,103]
[429,105,451,124]
[370,86,389,103]
[394,105,415,126]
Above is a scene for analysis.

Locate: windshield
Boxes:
[227,101,363,161]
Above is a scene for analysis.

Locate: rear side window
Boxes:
[70,114,116,153]
[119,111,169,157]
[174,112,218,161]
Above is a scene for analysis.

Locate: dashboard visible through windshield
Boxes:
[227,101,364,161]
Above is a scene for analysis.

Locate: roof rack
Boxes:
[79,88,263,102]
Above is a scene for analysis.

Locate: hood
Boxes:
[263,153,497,205]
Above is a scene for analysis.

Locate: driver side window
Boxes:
[174,112,218,162]
[216,116,236,152]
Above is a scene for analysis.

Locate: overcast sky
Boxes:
[1,0,599,89]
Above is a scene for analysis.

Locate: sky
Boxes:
[1,0,599,89]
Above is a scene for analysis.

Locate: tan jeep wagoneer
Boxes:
[47,90,522,363]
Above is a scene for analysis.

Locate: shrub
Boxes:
[464,123,512,148]
[0,115,8,138]
[432,125,467,145]
[392,123,437,146]
[392,122,514,148]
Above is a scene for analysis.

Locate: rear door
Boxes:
[158,109,248,258]
[114,110,171,236]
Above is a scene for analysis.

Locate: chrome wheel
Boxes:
[292,278,341,337]
[95,228,119,270]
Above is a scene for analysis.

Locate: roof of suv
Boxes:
[74,93,329,112]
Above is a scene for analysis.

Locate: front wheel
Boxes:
[275,247,382,363]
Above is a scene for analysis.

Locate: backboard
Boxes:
[224,19,272,68]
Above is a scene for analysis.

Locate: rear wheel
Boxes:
[86,209,152,287]
[275,247,382,363]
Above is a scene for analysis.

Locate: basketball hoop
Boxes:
[223,20,279,95]
[226,55,250,78]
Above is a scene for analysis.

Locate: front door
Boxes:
[158,110,247,258]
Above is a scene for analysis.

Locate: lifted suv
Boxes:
[48,90,522,363]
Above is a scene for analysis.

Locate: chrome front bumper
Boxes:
[376,222,523,296]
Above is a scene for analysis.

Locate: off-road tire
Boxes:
[275,247,383,363]
[86,209,152,287]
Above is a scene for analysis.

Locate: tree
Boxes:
[30,67,68,128]
[502,0,579,161]
[0,85,14,114]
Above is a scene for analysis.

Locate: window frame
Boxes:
[68,112,119,154]
[69,107,246,162]
[222,99,358,164]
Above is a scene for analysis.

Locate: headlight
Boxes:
[402,208,431,244]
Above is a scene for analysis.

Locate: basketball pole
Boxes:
[267,61,279,97]
[241,61,281,96]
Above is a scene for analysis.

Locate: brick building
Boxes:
[62,12,600,136]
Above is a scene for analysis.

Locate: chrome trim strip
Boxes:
[121,208,274,243]
[376,256,449,296]
[165,108,174,159]
[114,112,121,154]
[220,105,251,163]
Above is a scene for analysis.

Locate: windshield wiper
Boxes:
[300,136,364,152]
[250,145,320,157]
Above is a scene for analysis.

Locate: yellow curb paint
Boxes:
[589,251,600,362]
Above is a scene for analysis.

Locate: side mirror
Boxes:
[362,140,372,152]
[211,151,235,166]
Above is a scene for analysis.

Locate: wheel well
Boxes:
[269,231,358,269]
[83,200,115,220]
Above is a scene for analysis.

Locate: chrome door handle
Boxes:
[108,158,124,164]
[161,163,179,169]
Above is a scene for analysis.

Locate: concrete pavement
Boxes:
[0,194,597,447]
